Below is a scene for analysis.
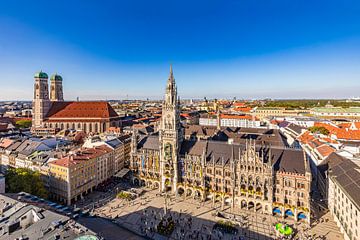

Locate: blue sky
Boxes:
[0,0,360,100]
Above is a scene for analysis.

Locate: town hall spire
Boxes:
[159,65,182,193]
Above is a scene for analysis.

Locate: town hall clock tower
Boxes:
[159,65,182,193]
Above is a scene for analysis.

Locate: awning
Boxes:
[285,210,294,216]
[115,168,130,178]
[273,208,281,214]
[298,213,307,219]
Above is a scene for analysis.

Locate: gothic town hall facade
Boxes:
[130,66,311,223]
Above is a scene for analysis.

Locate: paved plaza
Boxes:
[79,187,343,240]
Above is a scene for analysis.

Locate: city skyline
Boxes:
[1,0,360,100]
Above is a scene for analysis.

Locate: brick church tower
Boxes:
[32,71,51,128]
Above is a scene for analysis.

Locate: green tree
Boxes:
[15,120,32,129]
[308,126,330,135]
[5,168,48,198]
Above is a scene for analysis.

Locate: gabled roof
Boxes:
[328,154,360,209]
[0,138,15,149]
[138,135,159,150]
[286,123,305,135]
[180,139,307,174]
[315,144,336,158]
[46,101,119,120]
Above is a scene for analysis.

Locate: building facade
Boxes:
[49,146,113,205]
[130,66,312,223]
[199,114,262,128]
[328,154,360,240]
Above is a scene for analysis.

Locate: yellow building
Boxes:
[253,107,302,119]
[49,146,112,205]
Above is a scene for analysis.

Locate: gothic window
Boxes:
[240,174,245,183]
[248,175,253,184]
[256,176,261,186]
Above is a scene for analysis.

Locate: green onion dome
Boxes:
[50,74,63,81]
[34,71,48,79]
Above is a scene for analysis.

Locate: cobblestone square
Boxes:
[82,188,344,240]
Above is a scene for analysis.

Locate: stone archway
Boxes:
[194,190,202,199]
[241,200,247,209]
[248,201,254,210]
[186,189,193,197]
[177,187,185,196]
[256,203,262,212]
[147,181,153,188]
[224,197,231,206]
[153,182,160,189]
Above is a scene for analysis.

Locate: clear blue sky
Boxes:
[0,0,360,100]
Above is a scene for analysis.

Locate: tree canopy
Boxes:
[15,119,32,129]
[264,100,360,109]
[308,126,330,135]
[5,168,48,198]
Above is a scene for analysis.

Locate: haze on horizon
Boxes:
[0,0,360,101]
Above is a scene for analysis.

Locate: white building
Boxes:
[311,106,360,118]
[199,116,262,128]
[328,154,360,240]
[276,117,318,128]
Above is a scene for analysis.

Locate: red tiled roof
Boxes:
[316,145,336,158]
[314,122,360,140]
[46,101,119,120]
[233,102,246,107]
[50,145,112,168]
[220,114,253,120]
[0,138,14,148]
[297,131,315,144]
[233,107,252,112]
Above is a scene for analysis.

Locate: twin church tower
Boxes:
[32,72,63,128]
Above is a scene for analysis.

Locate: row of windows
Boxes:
[276,179,306,189]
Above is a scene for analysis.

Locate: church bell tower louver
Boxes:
[159,65,182,193]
